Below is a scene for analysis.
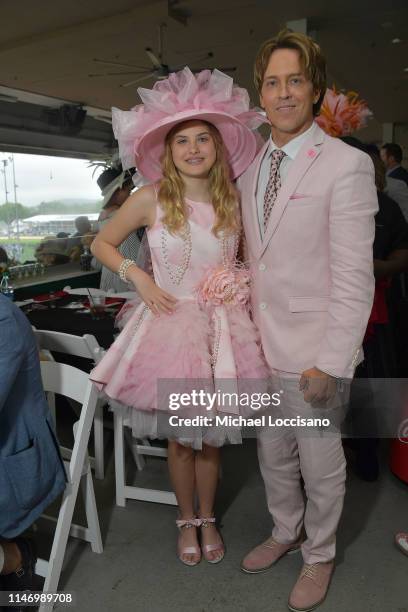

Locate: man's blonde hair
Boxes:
[254,29,327,116]
[158,120,239,236]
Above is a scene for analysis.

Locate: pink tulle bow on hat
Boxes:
[316,86,373,137]
[112,67,267,181]
[197,265,250,307]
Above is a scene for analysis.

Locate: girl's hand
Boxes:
[128,267,177,315]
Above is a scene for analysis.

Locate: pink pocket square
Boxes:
[290,193,310,200]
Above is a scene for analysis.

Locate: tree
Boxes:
[0,202,32,224]
[0,199,103,227]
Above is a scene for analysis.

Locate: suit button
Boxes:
[259,263,266,271]
[260,302,267,310]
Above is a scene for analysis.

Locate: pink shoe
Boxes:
[288,561,334,612]
[176,518,202,567]
[395,532,408,557]
[199,517,225,564]
[241,536,302,574]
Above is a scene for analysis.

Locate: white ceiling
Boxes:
[1,0,408,145]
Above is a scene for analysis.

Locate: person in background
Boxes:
[0,293,66,597]
[94,165,143,293]
[344,138,408,481]
[34,237,71,266]
[381,142,408,186]
[97,165,134,222]
[0,247,8,264]
[380,143,408,221]
[0,246,9,275]
[72,215,92,238]
[68,216,98,262]
[369,145,408,286]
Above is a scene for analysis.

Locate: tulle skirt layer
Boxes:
[90,299,269,449]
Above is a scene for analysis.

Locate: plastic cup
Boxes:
[89,295,106,319]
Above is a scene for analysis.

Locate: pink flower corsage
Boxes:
[197,265,250,306]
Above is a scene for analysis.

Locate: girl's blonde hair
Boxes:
[158,120,239,236]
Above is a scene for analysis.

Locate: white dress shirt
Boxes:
[256,122,317,236]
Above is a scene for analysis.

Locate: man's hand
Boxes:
[299,367,337,404]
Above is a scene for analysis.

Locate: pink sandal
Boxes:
[176,518,202,567]
[199,517,225,564]
[395,532,408,557]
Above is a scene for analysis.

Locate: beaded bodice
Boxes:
[147,198,239,300]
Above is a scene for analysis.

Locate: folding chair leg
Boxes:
[39,383,98,611]
[114,411,177,508]
[80,470,103,553]
[93,400,105,480]
[124,428,145,471]
[114,411,126,507]
[40,480,82,609]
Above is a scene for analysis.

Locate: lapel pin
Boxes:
[307,149,316,158]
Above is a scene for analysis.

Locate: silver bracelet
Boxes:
[118,258,136,283]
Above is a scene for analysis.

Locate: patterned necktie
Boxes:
[263,149,286,230]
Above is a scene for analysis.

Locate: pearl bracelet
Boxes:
[118,258,136,283]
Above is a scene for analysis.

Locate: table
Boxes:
[13,263,100,301]
[23,295,119,349]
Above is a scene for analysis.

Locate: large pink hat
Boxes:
[112,67,266,181]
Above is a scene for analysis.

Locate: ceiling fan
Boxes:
[89,23,236,88]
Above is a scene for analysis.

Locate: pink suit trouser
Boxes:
[257,370,347,564]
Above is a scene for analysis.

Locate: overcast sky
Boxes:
[0,152,102,207]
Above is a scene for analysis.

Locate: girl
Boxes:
[90,67,268,566]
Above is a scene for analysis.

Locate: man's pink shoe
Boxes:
[241,536,302,574]
[288,561,334,612]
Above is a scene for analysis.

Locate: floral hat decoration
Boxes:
[316,86,373,137]
[112,67,266,181]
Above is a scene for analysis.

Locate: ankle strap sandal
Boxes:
[198,517,225,564]
[176,518,201,567]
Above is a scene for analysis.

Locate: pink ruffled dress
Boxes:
[90,197,269,448]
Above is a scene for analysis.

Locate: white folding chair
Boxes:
[37,362,103,611]
[114,411,177,507]
[34,330,106,479]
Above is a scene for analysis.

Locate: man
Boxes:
[72,215,92,238]
[381,143,408,186]
[0,294,66,595]
[380,143,408,220]
[239,30,377,611]
[67,215,98,262]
